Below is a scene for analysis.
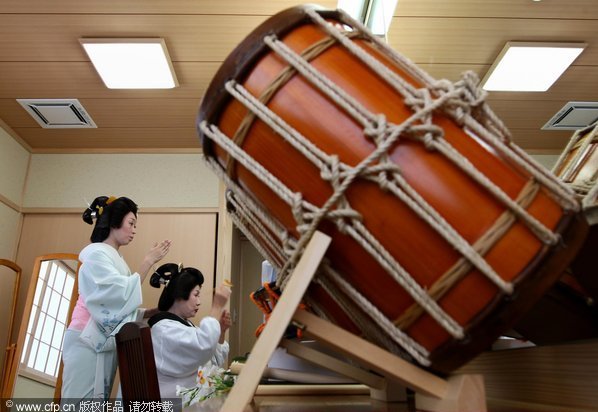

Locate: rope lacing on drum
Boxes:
[308,12,574,237]
[364,114,387,140]
[309,7,579,213]
[314,268,428,364]
[206,82,469,340]
[217,43,546,334]
[199,7,585,367]
[266,27,560,245]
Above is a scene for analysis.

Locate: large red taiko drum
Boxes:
[197,5,588,373]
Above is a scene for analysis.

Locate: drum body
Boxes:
[198,6,587,373]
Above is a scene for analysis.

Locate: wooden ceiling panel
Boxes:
[488,99,574,130]
[0,1,596,153]
[387,17,598,65]
[0,1,339,15]
[0,62,219,99]
[0,98,201,128]
[0,14,267,62]
[509,128,573,153]
[395,0,598,19]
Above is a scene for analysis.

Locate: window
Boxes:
[20,260,76,383]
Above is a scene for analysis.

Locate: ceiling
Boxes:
[0,0,597,154]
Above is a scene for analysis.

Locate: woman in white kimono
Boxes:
[148,263,232,399]
[61,195,171,401]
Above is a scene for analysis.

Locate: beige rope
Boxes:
[225,34,356,177]
[315,272,420,363]
[395,180,540,328]
[264,29,562,245]
[318,7,578,212]
[225,191,288,267]
[321,266,431,364]
[200,8,581,367]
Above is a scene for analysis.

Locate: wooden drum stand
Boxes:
[221,231,486,412]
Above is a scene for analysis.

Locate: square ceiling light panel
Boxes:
[481,42,586,92]
[79,38,179,89]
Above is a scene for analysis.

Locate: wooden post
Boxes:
[220,231,331,412]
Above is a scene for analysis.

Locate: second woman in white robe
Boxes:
[148,263,231,399]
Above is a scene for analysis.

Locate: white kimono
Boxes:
[149,313,229,399]
[62,242,143,400]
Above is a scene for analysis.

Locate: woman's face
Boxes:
[179,285,202,319]
[112,211,137,247]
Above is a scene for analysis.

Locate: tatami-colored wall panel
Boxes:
[0,126,29,206]
[23,153,219,208]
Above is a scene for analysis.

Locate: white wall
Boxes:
[23,153,219,208]
[0,203,21,259]
[531,154,560,171]
[0,127,29,206]
[0,127,29,260]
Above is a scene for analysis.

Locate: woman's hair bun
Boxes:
[82,196,110,225]
[150,262,180,288]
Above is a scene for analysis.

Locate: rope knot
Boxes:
[329,207,362,234]
[378,171,391,191]
[320,155,341,186]
[457,71,487,108]
[290,192,305,226]
[422,133,437,150]
[430,78,454,96]
[364,114,387,139]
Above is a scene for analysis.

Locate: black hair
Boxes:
[82,196,138,243]
[152,263,205,311]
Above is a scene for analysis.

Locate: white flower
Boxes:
[176,361,237,408]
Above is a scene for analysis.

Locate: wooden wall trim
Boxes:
[0,193,21,213]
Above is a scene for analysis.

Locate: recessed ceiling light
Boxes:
[480,42,586,92]
[79,38,179,89]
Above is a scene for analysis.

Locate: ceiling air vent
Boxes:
[17,99,97,129]
[542,101,598,131]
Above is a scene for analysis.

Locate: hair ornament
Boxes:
[150,262,182,289]
[106,196,117,205]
